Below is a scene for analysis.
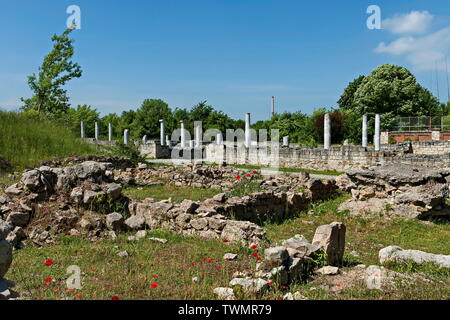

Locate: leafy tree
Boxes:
[118,110,137,138]
[101,112,121,139]
[352,64,441,129]
[338,75,365,110]
[65,105,100,138]
[21,28,82,118]
[131,99,173,139]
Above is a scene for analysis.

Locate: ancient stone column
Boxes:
[324,113,331,150]
[271,96,275,117]
[180,120,186,148]
[142,135,147,144]
[245,113,251,148]
[124,129,129,145]
[374,114,381,151]
[159,120,165,146]
[80,121,85,139]
[108,123,113,142]
[94,122,99,140]
[194,121,202,148]
[189,140,194,148]
[362,114,368,148]
[282,136,289,147]
[166,135,170,146]
[216,133,223,145]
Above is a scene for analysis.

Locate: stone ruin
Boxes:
[337,164,450,219]
[0,156,339,250]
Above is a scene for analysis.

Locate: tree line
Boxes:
[18,28,450,146]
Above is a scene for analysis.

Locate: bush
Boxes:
[113,142,146,166]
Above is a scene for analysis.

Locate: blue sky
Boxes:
[1,0,450,121]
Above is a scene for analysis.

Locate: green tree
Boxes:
[65,105,100,138]
[131,99,173,139]
[352,64,441,129]
[338,75,365,110]
[21,28,82,118]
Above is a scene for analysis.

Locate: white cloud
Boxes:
[382,10,434,35]
[375,27,450,71]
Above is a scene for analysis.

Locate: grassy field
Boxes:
[0,110,102,173]
[8,194,450,300]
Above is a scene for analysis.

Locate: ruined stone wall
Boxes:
[205,143,450,170]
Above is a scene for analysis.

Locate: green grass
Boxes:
[0,110,104,172]
[7,195,450,300]
[229,164,343,176]
[123,184,222,203]
[8,230,262,300]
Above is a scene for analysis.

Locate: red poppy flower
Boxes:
[335,283,342,287]
[246,173,251,177]
[280,285,287,289]
[152,274,158,278]
[268,282,273,286]
[74,293,83,298]
[192,262,197,266]
[250,244,258,249]
[201,258,207,262]
[53,289,59,293]
[236,175,242,181]
[44,277,53,283]
[89,268,96,272]
[225,258,230,262]
[256,257,262,261]
[222,238,229,243]
[207,258,213,262]
[138,264,144,267]
[252,170,257,174]
[150,283,158,288]
[155,260,162,264]
[111,296,120,300]
[44,259,54,266]
[251,252,259,257]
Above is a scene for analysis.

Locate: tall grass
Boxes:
[0,110,102,172]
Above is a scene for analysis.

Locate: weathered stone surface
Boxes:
[0,220,13,240]
[312,222,346,266]
[6,212,30,227]
[106,212,125,231]
[4,184,22,196]
[340,165,450,218]
[282,235,320,256]
[213,287,235,300]
[190,217,208,230]
[379,246,450,268]
[264,246,289,265]
[0,240,13,278]
[105,183,122,200]
[223,253,238,261]
[316,266,339,275]
[124,215,145,230]
[149,237,168,244]
[229,278,268,294]
[83,190,98,205]
[179,200,199,214]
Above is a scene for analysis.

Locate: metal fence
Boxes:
[390,116,450,131]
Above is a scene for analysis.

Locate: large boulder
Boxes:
[106,212,125,231]
[0,240,12,278]
[312,222,346,266]
[379,246,450,268]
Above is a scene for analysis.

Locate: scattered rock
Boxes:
[316,266,339,275]
[264,246,289,265]
[105,212,125,231]
[213,287,235,300]
[149,237,168,244]
[117,251,129,258]
[223,253,237,261]
[379,246,450,268]
[312,222,346,266]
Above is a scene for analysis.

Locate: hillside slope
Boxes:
[0,110,101,172]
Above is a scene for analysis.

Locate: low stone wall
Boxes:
[204,143,450,170]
